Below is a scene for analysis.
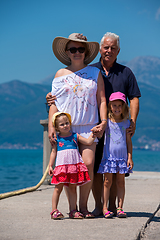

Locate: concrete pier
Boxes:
[40,119,52,184]
[0,171,160,240]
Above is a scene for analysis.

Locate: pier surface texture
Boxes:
[0,171,160,240]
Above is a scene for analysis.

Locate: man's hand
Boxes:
[127,119,135,137]
[46,92,57,106]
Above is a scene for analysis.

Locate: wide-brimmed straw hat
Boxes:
[52,33,99,66]
[52,112,72,127]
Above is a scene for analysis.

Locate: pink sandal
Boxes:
[50,209,64,220]
[81,210,95,218]
[117,208,127,218]
[103,210,114,218]
[69,209,84,219]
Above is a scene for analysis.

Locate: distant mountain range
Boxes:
[0,81,50,149]
[0,56,160,150]
[126,56,160,89]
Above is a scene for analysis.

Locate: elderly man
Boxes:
[91,32,141,216]
[46,32,141,217]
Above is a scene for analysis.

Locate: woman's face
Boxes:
[66,41,86,64]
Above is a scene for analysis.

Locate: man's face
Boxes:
[100,37,120,65]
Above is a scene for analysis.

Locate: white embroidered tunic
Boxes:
[51,66,100,126]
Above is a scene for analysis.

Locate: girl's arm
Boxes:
[48,144,57,176]
[126,131,133,170]
[91,72,107,138]
[77,133,96,145]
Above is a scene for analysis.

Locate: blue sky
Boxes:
[0,0,160,84]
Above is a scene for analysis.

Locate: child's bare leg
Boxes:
[116,173,127,217]
[116,173,125,209]
[108,173,117,213]
[68,184,77,212]
[52,183,63,211]
[103,173,113,217]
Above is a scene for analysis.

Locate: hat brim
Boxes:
[52,112,72,127]
[52,37,99,66]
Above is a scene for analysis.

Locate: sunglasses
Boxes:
[67,47,85,54]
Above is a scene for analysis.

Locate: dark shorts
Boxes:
[94,134,105,174]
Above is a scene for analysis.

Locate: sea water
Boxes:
[0,149,160,194]
[0,149,43,194]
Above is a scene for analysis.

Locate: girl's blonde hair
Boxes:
[52,112,72,132]
[108,100,129,120]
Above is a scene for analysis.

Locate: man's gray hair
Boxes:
[100,32,120,50]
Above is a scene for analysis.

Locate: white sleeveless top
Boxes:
[51,66,100,126]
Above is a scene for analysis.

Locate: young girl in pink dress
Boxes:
[98,92,134,218]
[49,112,95,220]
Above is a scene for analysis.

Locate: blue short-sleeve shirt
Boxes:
[91,59,141,104]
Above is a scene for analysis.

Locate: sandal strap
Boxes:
[50,209,59,215]
[117,208,124,212]
[50,210,64,220]
[69,209,83,218]
[117,208,123,211]
[50,209,63,218]
[104,211,110,216]
[80,210,95,218]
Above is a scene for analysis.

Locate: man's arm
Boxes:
[128,97,140,137]
[46,92,56,106]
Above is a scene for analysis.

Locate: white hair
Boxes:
[100,32,120,50]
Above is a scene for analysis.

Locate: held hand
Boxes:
[46,92,57,106]
[127,119,135,137]
[127,158,134,170]
[91,121,107,138]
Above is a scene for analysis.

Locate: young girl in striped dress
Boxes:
[49,112,95,220]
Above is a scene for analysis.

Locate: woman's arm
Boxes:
[91,72,107,138]
[48,104,58,146]
[46,69,66,106]
[126,131,133,170]
[48,69,67,145]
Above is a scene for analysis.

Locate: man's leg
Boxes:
[92,172,103,216]
[79,142,97,215]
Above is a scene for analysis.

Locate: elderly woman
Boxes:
[47,33,107,218]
